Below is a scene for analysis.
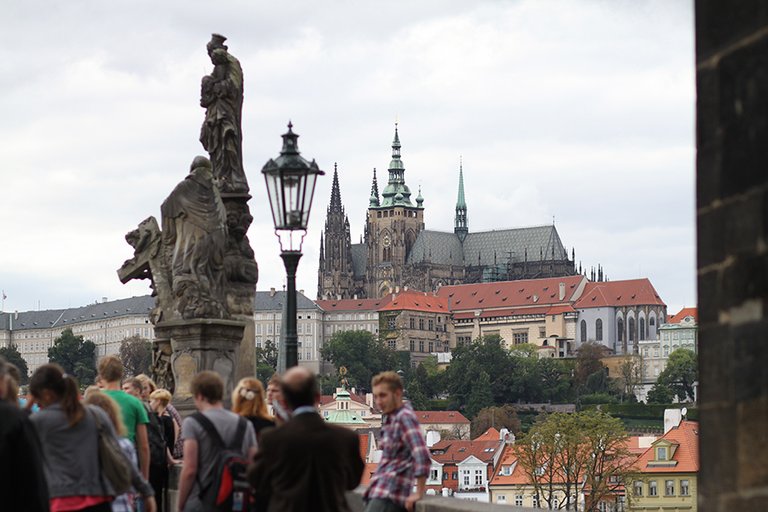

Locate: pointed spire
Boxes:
[380,123,413,206]
[329,162,343,214]
[369,168,380,207]
[454,158,468,242]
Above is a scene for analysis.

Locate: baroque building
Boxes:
[317,125,577,300]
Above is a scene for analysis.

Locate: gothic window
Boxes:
[580,320,587,342]
[383,246,392,262]
[629,318,636,342]
[618,318,624,342]
[596,319,603,341]
[650,316,656,326]
[640,318,646,340]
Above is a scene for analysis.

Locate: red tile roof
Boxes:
[474,427,500,441]
[319,393,369,406]
[573,279,665,309]
[378,289,449,313]
[316,295,393,312]
[634,421,699,474]
[489,444,543,485]
[437,275,587,312]
[668,307,697,324]
[430,439,502,464]
[414,411,470,425]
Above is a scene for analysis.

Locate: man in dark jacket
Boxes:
[247,366,364,512]
[0,356,49,512]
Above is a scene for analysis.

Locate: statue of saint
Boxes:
[160,156,229,319]
[200,33,248,194]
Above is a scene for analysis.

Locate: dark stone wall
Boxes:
[697,1,768,510]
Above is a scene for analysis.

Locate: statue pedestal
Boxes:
[155,318,245,416]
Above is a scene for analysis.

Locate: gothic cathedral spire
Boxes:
[317,162,355,299]
[454,157,468,242]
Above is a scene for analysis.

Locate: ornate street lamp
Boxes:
[262,122,324,370]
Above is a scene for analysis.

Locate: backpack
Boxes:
[144,403,167,467]
[191,412,252,512]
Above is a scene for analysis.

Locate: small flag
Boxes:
[1,290,6,300]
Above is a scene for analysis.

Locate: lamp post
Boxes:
[262,122,324,371]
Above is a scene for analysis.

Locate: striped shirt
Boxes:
[364,404,430,507]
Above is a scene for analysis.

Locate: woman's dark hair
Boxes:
[30,364,84,427]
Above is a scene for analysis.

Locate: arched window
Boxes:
[629,318,636,342]
[580,320,587,342]
[596,319,603,341]
[617,318,624,342]
[650,316,656,326]
[639,318,646,340]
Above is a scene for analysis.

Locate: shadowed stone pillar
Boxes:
[696,2,768,510]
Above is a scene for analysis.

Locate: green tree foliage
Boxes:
[646,382,675,404]
[657,348,698,402]
[444,334,575,412]
[255,339,279,386]
[574,342,609,388]
[320,330,398,391]
[0,344,29,384]
[406,378,429,410]
[466,370,494,418]
[118,335,152,377]
[518,410,634,512]
[47,328,96,386]
[471,405,522,439]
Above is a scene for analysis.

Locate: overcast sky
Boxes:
[0,0,695,314]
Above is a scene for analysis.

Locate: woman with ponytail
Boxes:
[29,364,157,512]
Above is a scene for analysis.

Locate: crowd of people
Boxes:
[0,354,429,512]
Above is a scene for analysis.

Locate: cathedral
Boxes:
[317,126,577,300]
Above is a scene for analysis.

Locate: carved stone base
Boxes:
[154,318,246,416]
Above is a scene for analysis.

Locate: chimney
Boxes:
[366,392,374,408]
[14,310,18,320]
[299,289,304,297]
[558,282,566,301]
[270,287,276,297]
[664,408,684,434]
[102,297,108,303]
[426,430,441,447]
[353,294,358,300]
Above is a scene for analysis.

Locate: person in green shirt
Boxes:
[98,355,150,479]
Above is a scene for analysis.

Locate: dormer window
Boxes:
[656,447,667,461]
[502,465,512,476]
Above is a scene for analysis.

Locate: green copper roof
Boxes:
[379,124,418,208]
[456,159,466,209]
[324,389,367,425]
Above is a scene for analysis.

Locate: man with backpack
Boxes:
[178,371,257,512]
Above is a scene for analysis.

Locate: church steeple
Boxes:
[380,123,414,207]
[454,158,468,242]
[329,162,343,214]
[369,168,380,207]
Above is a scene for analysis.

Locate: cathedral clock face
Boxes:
[383,234,391,247]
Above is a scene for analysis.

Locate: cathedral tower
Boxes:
[365,125,425,297]
[317,163,355,299]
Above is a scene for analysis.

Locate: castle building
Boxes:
[317,125,577,300]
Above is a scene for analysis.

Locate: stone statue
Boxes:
[160,155,229,320]
[118,216,171,324]
[223,200,259,315]
[200,33,248,194]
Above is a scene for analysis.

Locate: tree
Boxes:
[48,328,97,386]
[617,357,644,401]
[518,410,634,511]
[255,339,279,386]
[118,335,152,377]
[471,405,522,439]
[0,344,29,384]
[575,342,609,388]
[647,382,674,404]
[444,334,512,410]
[657,348,698,402]
[320,330,398,391]
[466,370,494,418]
